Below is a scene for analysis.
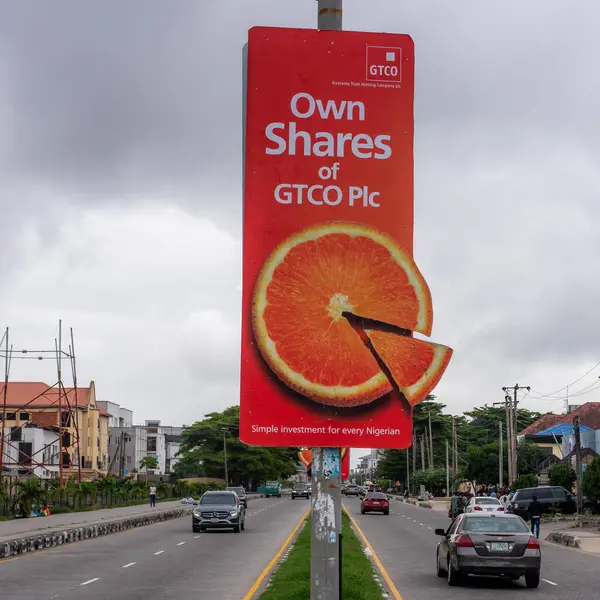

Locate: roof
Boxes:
[0,382,92,409]
[520,403,600,435]
[537,423,592,436]
[519,413,563,436]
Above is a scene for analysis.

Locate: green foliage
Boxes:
[462,442,505,484]
[176,406,298,489]
[516,442,545,475]
[140,456,159,471]
[512,473,538,490]
[549,463,576,491]
[49,506,72,514]
[411,468,448,493]
[582,457,600,502]
[13,477,46,516]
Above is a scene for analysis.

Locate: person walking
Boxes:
[149,484,157,507]
[529,495,543,539]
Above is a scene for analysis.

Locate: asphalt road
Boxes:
[345,496,600,600]
[0,495,309,600]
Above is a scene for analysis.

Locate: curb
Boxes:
[545,531,581,549]
[0,493,265,560]
[387,495,432,509]
[0,506,193,559]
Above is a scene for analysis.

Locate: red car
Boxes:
[361,492,390,515]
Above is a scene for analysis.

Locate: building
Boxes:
[0,381,110,479]
[97,401,133,429]
[357,449,380,480]
[107,419,183,477]
[0,422,60,479]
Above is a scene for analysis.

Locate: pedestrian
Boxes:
[529,495,542,539]
[149,484,157,507]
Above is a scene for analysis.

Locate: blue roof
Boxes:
[536,423,592,436]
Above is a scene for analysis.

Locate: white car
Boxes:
[464,496,504,514]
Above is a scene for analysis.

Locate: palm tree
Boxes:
[139,456,159,482]
[13,477,46,517]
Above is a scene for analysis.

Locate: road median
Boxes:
[253,510,388,600]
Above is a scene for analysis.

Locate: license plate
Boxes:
[373,501,380,504]
[211,518,219,523]
[490,542,509,551]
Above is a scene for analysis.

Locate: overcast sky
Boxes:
[1,1,599,462]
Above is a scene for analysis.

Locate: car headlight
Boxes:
[193,509,201,517]
[230,510,238,517]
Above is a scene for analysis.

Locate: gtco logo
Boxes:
[366,46,402,83]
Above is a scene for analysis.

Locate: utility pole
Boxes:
[501,384,530,486]
[412,432,416,475]
[451,416,456,485]
[406,448,410,493]
[428,412,434,469]
[499,421,503,488]
[574,416,583,514]
[222,428,229,486]
[312,6,343,599]
[445,439,450,496]
[420,435,425,471]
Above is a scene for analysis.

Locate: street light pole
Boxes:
[222,428,229,486]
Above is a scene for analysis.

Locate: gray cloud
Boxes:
[1,0,599,427]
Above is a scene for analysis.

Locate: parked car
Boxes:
[227,486,248,508]
[360,492,390,515]
[291,483,310,499]
[192,490,246,533]
[435,513,541,588]
[464,497,504,514]
[342,484,360,497]
[508,485,576,519]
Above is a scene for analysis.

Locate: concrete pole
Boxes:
[317,0,343,30]
[311,7,343,598]
[499,421,503,489]
[311,447,342,599]
[446,439,450,496]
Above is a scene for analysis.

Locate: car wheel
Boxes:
[447,558,463,586]
[234,524,241,533]
[525,570,540,589]
[192,526,199,533]
[436,552,446,578]
[361,509,365,515]
[384,510,389,515]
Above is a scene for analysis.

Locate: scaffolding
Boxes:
[0,321,82,488]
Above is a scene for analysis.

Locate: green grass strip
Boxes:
[259,511,384,600]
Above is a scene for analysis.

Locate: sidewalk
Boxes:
[0,500,187,544]
[542,520,600,556]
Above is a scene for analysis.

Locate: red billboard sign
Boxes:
[240,26,452,449]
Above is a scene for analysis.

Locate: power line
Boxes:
[529,361,600,399]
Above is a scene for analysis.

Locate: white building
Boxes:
[97,401,133,429]
[1,424,60,479]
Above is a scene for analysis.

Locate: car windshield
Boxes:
[200,494,236,506]
[294,484,308,489]
[366,492,387,499]
[228,487,245,496]
[463,516,529,533]
[475,498,500,504]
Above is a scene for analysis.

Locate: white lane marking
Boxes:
[122,562,136,568]
[419,523,424,526]
[428,527,432,530]
[412,519,417,523]
[542,579,558,586]
[80,578,99,586]
[177,541,186,546]
[194,535,201,539]
[154,550,164,555]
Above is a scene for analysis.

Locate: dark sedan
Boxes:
[192,491,246,533]
[435,513,541,588]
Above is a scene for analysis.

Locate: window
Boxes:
[551,487,568,499]
[127,456,132,464]
[536,488,553,499]
[19,412,29,421]
[200,493,237,506]
[6,412,15,421]
[147,437,157,452]
[463,516,529,533]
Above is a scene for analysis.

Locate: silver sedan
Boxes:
[435,513,541,588]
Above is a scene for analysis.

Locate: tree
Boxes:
[549,463,576,491]
[462,442,506,485]
[516,442,545,475]
[376,449,408,482]
[582,457,600,503]
[177,406,299,489]
[140,456,159,482]
[512,473,538,490]
[13,477,47,516]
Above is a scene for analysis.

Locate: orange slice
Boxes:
[252,221,433,407]
[364,330,453,407]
